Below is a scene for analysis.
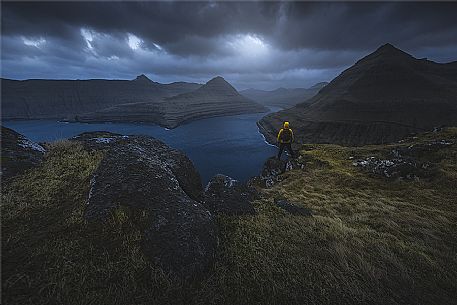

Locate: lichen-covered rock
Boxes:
[352,139,453,180]
[204,174,257,216]
[259,157,305,187]
[72,131,204,203]
[352,156,427,180]
[1,126,45,180]
[391,140,454,159]
[71,131,216,279]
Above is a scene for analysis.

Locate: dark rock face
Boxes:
[257,157,305,187]
[275,199,313,216]
[71,132,216,279]
[259,44,457,146]
[352,139,454,180]
[1,126,45,180]
[203,174,257,216]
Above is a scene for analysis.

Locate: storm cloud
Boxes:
[1,1,456,89]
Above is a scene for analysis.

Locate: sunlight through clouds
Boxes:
[127,33,142,50]
[80,28,94,50]
[3,2,456,89]
[21,36,46,48]
[153,43,163,51]
[226,34,269,58]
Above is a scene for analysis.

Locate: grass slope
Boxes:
[198,128,457,305]
[2,141,189,305]
[2,129,457,305]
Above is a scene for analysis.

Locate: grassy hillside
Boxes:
[2,129,457,305]
[197,128,457,305]
[1,141,188,304]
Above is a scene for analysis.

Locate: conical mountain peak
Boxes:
[199,76,239,94]
[364,43,413,62]
[344,43,415,73]
[205,76,229,86]
[258,43,457,146]
[377,43,398,52]
[134,74,152,82]
[375,43,409,56]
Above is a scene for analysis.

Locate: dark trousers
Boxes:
[278,142,294,159]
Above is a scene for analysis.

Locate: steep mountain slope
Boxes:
[1,74,201,119]
[258,44,457,145]
[241,82,328,108]
[77,76,268,128]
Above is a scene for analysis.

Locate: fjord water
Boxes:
[3,108,280,184]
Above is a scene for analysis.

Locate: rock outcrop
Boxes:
[250,156,306,188]
[203,174,257,216]
[241,82,328,109]
[258,43,457,146]
[77,76,268,128]
[71,131,217,279]
[352,138,454,180]
[1,74,201,120]
[1,126,45,180]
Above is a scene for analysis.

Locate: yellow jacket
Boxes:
[277,128,294,143]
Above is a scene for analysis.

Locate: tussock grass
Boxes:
[2,130,457,305]
[1,141,190,305]
[195,128,457,305]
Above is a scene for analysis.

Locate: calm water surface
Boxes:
[3,108,280,184]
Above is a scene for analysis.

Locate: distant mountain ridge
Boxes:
[2,74,268,128]
[1,74,202,120]
[258,43,457,146]
[241,82,328,109]
[75,76,268,128]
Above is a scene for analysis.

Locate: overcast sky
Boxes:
[1,1,457,90]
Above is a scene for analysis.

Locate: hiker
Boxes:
[277,121,295,160]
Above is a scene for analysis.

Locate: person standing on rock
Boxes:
[277,121,295,160]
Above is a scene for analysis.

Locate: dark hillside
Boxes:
[258,44,457,146]
[2,126,456,304]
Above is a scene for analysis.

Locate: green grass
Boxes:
[195,128,457,305]
[2,141,189,305]
[2,130,457,305]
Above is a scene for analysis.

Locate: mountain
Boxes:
[258,43,457,145]
[75,76,268,128]
[1,74,202,120]
[241,82,328,109]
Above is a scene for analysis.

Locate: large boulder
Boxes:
[71,132,217,279]
[204,174,257,216]
[1,126,45,180]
